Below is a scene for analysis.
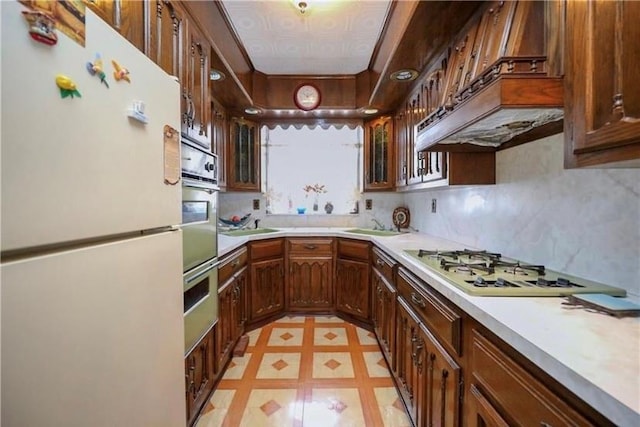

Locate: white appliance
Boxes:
[1,2,185,426]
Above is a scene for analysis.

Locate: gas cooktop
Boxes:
[403,249,627,297]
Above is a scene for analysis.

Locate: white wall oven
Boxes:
[181,135,219,353]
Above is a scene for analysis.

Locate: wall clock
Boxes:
[293,83,321,111]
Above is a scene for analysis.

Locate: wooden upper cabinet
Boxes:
[85,1,145,51]
[565,0,640,167]
[211,99,228,190]
[228,117,260,191]
[183,26,211,147]
[364,116,394,191]
[146,0,185,78]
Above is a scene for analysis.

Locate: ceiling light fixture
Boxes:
[209,69,225,81]
[390,69,418,82]
[363,108,379,115]
[244,107,261,115]
[293,0,309,14]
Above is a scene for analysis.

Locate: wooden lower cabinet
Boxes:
[396,297,461,427]
[217,266,246,369]
[371,247,397,371]
[468,329,605,427]
[289,256,333,310]
[372,268,396,368]
[249,239,285,323]
[185,324,215,426]
[335,258,369,319]
[335,239,371,321]
[287,238,334,311]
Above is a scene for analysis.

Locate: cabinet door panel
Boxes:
[565,0,640,167]
[250,258,284,321]
[147,0,184,78]
[364,116,394,191]
[335,258,370,320]
[228,118,260,191]
[289,257,333,309]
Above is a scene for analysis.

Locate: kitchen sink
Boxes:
[220,228,279,236]
[344,228,403,236]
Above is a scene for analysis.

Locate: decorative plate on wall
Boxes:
[392,206,410,229]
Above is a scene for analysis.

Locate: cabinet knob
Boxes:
[411,292,426,308]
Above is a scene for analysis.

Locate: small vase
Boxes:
[313,195,319,211]
[324,201,334,214]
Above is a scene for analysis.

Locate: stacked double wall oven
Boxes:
[181,135,219,354]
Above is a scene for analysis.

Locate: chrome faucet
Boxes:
[371,218,385,230]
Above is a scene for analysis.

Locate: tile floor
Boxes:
[195,315,411,427]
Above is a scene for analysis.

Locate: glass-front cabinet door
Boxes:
[364,116,394,191]
[228,117,260,191]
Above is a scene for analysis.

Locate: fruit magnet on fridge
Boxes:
[21,10,57,45]
[86,53,109,88]
[55,75,81,98]
[112,60,131,83]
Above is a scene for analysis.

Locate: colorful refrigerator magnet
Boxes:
[55,75,81,98]
[21,10,57,45]
[112,60,131,83]
[86,53,109,88]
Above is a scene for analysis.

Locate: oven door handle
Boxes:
[185,260,220,285]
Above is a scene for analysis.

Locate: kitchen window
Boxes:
[261,124,362,215]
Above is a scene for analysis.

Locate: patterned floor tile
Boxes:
[256,353,302,379]
[374,387,412,427]
[312,352,354,378]
[194,389,235,427]
[303,388,365,427]
[197,316,411,426]
[313,315,345,324]
[268,327,304,346]
[239,389,301,427]
[246,327,262,347]
[222,353,252,380]
[313,327,348,346]
[274,315,306,323]
[356,326,378,345]
[363,351,391,378]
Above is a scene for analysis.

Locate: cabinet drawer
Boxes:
[337,238,370,261]
[371,247,396,284]
[250,238,284,261]
[287,238,333,255]
[471,330,593,426]
[218,246,247,284]
[397,267,462,356]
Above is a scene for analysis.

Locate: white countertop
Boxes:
[218,228,640,426]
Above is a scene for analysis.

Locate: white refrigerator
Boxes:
[1,2,185,426]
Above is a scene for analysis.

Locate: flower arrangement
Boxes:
[302,183,327,196]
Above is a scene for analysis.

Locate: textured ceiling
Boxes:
[220,0,392,75]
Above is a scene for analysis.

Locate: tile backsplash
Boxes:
[219,133,639,297]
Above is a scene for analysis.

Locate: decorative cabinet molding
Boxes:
[564,0,640,167]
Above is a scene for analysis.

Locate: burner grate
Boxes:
[440,259,494,275]
[491,260,545,276]
[418,249,459,259]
